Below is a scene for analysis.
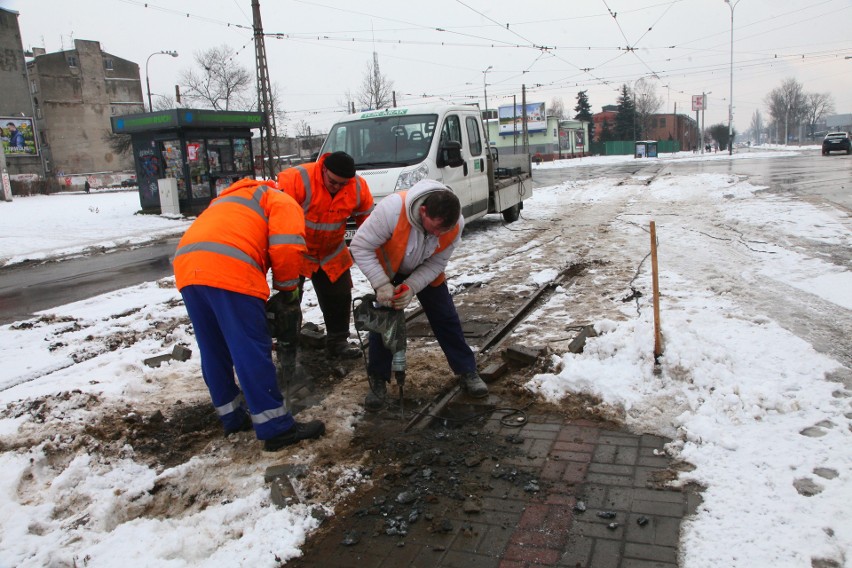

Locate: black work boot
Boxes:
[263,420,326,452]
[459,372,489,398]
[223,411,253,437]
[326,337,362,360]
[364,374,389,412]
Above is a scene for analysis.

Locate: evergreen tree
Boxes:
[574,90,593,123]
[614,84,637,141]
[598,119,614,143]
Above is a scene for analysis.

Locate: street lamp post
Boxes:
[482,65,493,138]
[724,0,739,155]
[700,92,711,154]
[146,50,179,112]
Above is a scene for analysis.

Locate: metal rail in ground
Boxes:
[402,262,586,432]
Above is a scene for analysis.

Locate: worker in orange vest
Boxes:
[349,179,488,411]
[173,178,324,451]
[277,151,374,360]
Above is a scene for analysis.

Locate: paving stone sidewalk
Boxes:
[287,408,700,568]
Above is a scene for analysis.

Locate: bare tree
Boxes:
[103,131,132,157]
[178,45,253,111]
[633,78,664,139]
[356,54,394,111]
[549,97,565,119]
[153,96,177,111]
[764,78,806,145]
[803,92,835,141]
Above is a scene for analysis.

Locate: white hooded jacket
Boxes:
[349,179,465,294]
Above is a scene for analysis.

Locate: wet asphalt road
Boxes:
[0,238,180,325]
[0,149,848,325]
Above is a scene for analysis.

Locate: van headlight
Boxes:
[395,163,430,190]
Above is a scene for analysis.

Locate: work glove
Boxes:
[277,288,300,304]
[266,289,302,342]
[375,283,395,307]
[391,283,414,310]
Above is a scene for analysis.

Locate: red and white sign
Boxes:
[692,95,706,111]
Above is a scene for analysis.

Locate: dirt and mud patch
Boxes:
[288,412,546,564]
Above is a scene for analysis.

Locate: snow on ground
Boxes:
[0,147,850,567]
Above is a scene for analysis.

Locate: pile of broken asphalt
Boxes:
[278,389,701,567]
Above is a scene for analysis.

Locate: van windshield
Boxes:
[322,113,438,169]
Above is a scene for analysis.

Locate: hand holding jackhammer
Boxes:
[391,283,413,310]
[374,283,413,310]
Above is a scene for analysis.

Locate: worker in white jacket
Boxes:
[350,179,488,411]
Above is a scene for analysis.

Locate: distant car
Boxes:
[822,132,851,155]
[120,179,136,187]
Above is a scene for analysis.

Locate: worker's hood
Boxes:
[404,179,452,231]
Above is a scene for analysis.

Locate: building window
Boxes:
[40,132,48,146]
[67,56,78,67]
[30,79,38,93]
[36,107,42,119]
[660,117,666,128]
[104,58,113,71]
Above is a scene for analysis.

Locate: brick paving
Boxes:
[287,409,699,567]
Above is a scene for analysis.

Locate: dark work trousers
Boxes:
[301,267,353,342]
[367,279,477,380]
[180,285,295,440]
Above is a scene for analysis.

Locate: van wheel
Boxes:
[502,203,521,223]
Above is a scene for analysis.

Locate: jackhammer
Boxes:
[353,292,407,418]
[266,291,302,412]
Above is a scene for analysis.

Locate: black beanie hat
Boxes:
[324,151,356,178]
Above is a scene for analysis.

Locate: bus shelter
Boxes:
[111,109,262,215]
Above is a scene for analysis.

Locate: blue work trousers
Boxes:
[367,281,476,379]
[180,285,294,440]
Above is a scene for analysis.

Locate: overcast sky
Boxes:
[4,0,851,136]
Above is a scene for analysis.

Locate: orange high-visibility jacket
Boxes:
[277,153,374,283]
[376,191,460,288]
[173,178,306,301]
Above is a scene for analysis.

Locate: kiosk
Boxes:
[111,109,262,215]
[634,140,658,159]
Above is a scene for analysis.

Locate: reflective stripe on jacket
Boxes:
[173,178,306,301]
[376,191,459,287]
[277,153,374,283]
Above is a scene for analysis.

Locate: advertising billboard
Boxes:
[1,117,38,157]
[497,102,547,135]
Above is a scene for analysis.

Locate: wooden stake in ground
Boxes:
[650,221,663,359]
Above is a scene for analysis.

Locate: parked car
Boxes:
[822,132,851,155]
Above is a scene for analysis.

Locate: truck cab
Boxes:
[318,104,531,237]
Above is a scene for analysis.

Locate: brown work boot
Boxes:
[364,374,389,412]
[459,372,488,398]
[263,420,325,452]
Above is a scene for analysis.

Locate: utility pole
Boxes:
[521,85,529,154]
[252,0,281,179]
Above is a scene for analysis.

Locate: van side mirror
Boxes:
[437,140,464,168]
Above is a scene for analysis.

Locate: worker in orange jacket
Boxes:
[350,180,488,412]
[277,151,374,359]
[174,178,324,452]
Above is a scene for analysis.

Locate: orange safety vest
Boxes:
[376,191,459,287]
[277,153,374,283]
[173,178,306,301]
